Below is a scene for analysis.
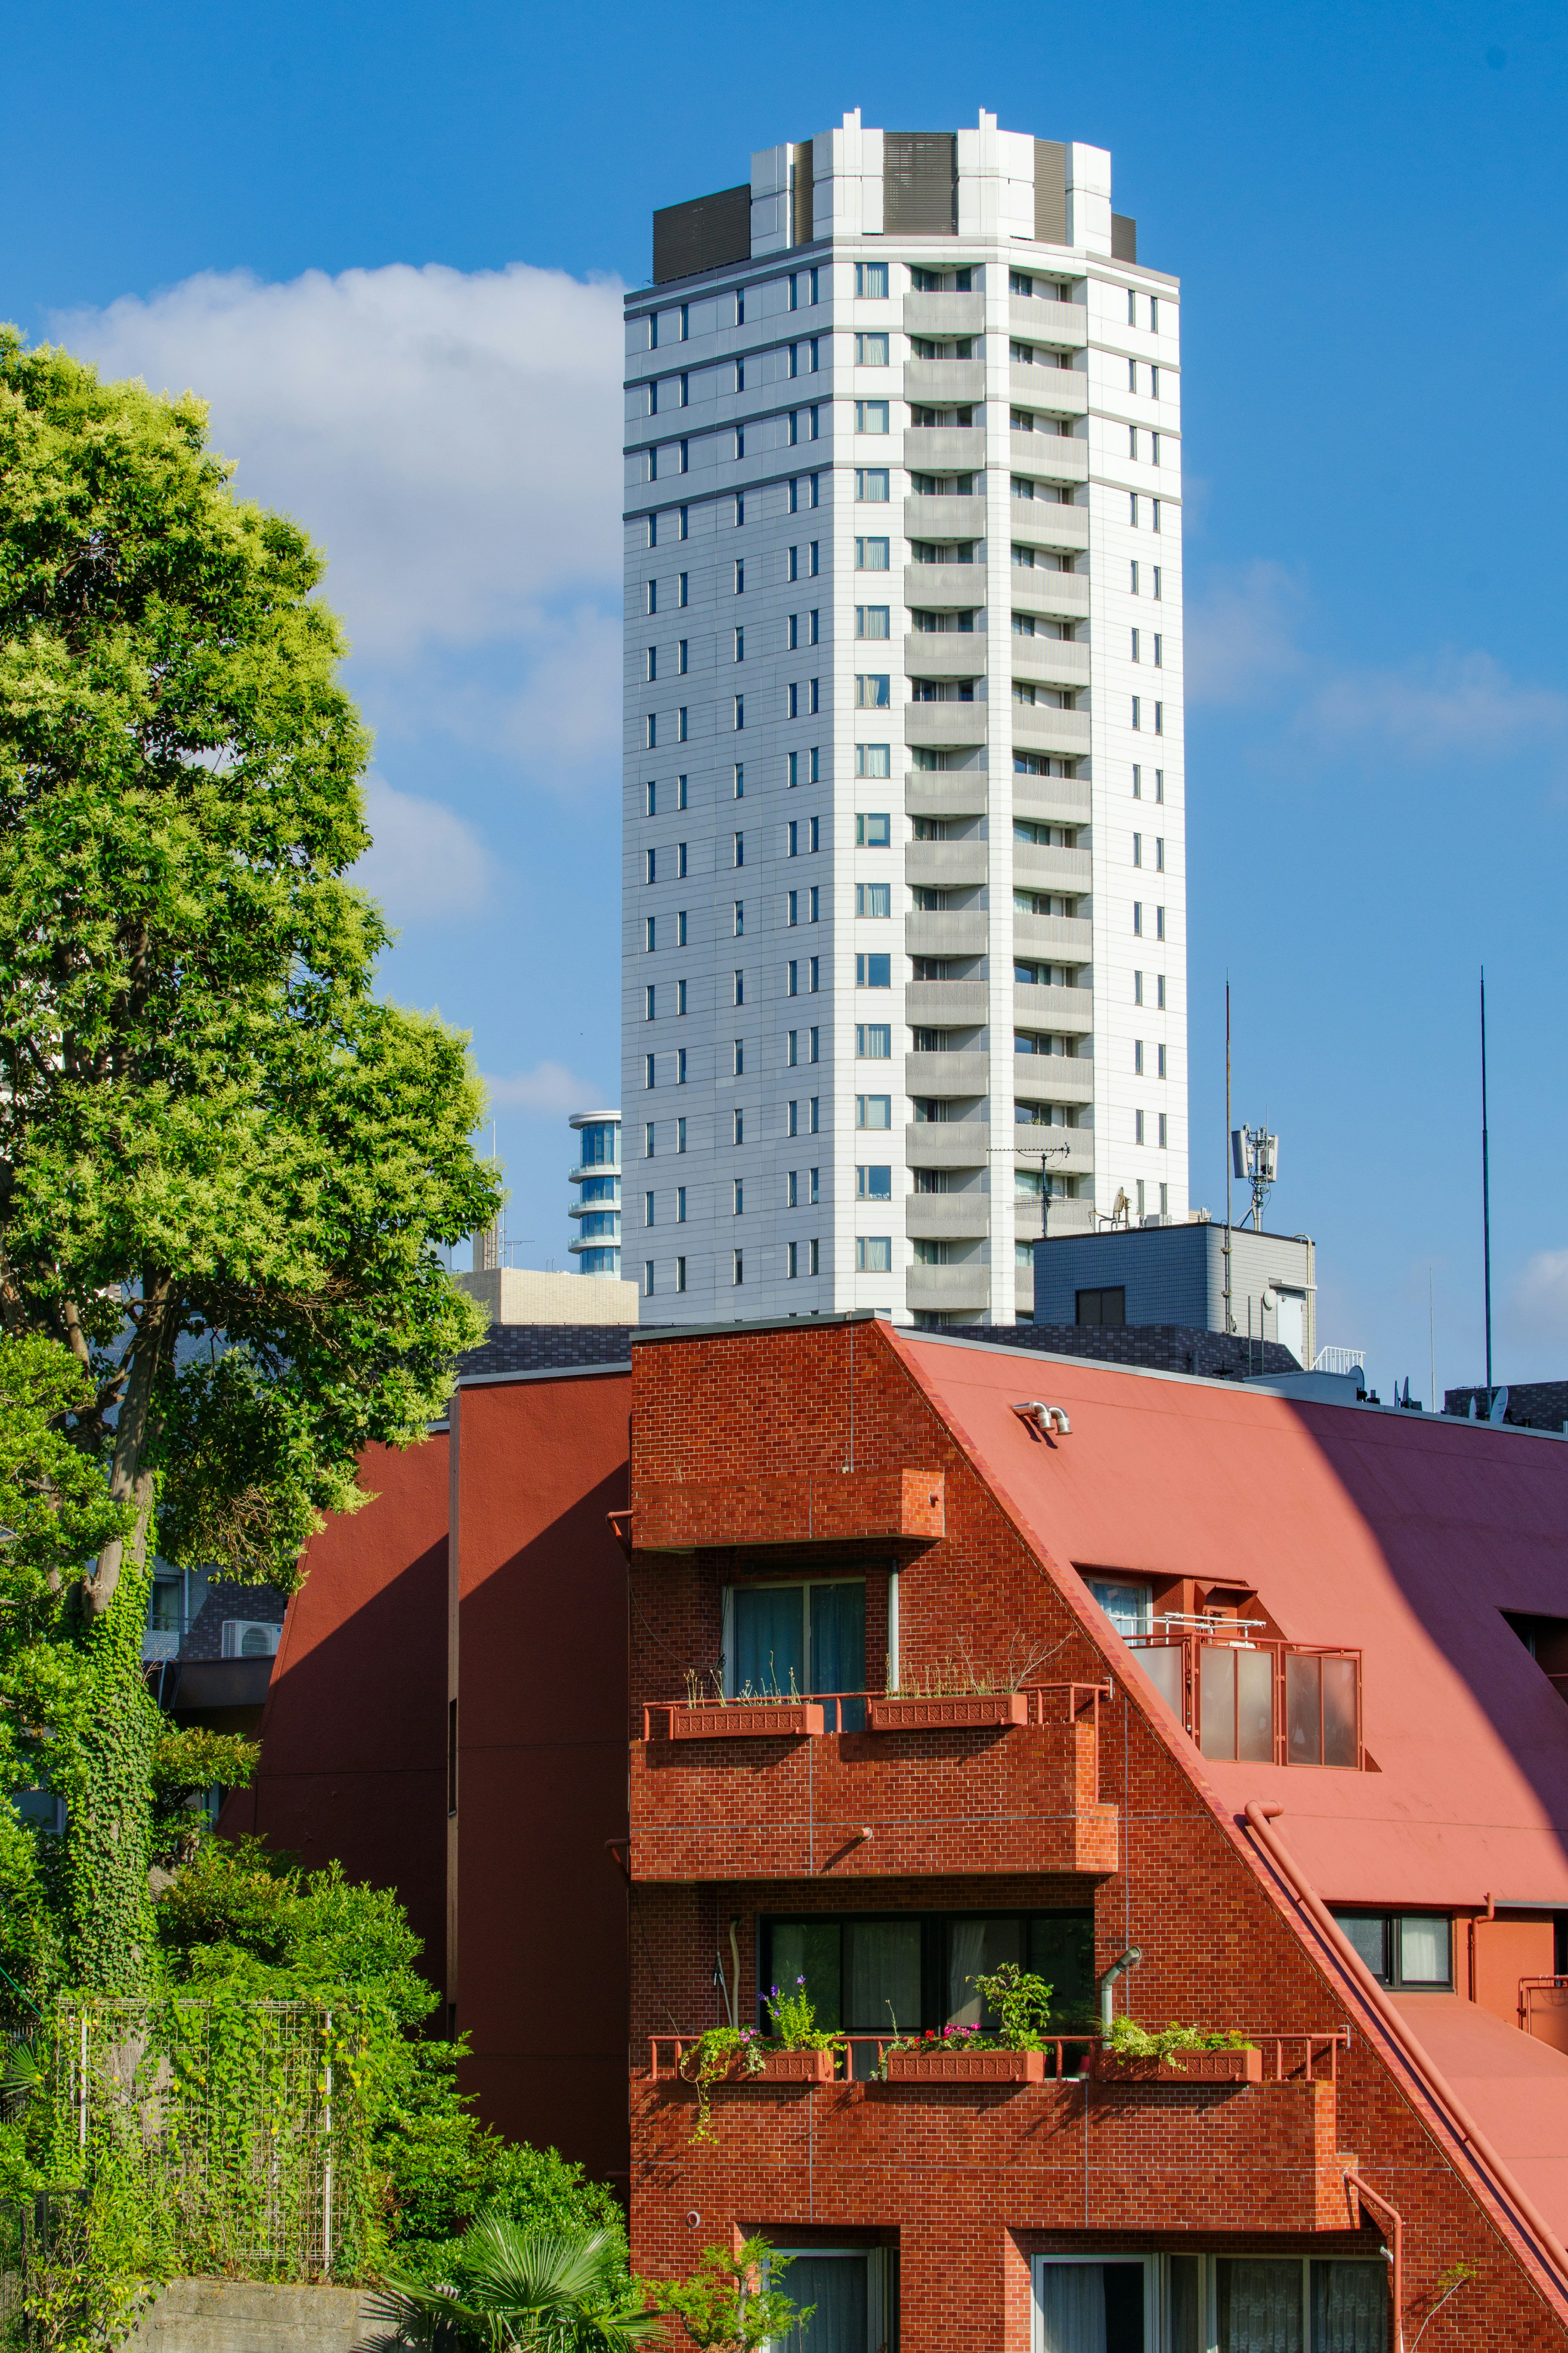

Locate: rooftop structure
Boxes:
[568,1109,623,1275]
[624,113,1188,1330]
[1032,1215,1319,1367]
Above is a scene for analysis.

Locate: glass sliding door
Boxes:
[726,1580,866,1722]
[1033,2258,1149,2352]
[845,1918,922,2074]
[1028,2256,1385,2351]
[768,2248,894,2352]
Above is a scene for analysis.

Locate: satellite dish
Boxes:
[1488,1386,1510,1425]
[1261,1286,1277,1312]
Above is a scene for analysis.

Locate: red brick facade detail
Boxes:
[635,1465,944,1552]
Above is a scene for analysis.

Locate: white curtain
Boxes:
[945,1920,990,2027]
[1036,2265,1107,2353]
[1312,2262,1387,2352]
[1218,2259,1303,2352]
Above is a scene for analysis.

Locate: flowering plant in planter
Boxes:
[1102,2016,1256,2070]
[762,1978,841,2051]
[676,1983,844,2142]
[876,1965,1057,2076]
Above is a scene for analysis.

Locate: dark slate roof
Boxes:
[1445,1380,1568,1432]
[944,1323,1302,1378]
[454,1322,637,1382]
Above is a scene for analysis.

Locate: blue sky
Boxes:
[7,0,1568,1398]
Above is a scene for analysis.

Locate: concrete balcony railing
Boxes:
[1009,432,1088,482]
[907,1263,992,1311]
[1011,639,1090,689]
[904,631,985,678]
[1012,704,1093,754]
[905,1121,989,1168]
[906,841,988,888]
[1013,912,1094,956]
[1014,1055,1094,1105]
[628,1679,1116,1881]
[1013,773,1091,825]
[906,910,988,956]
[1008,502,1090,553]
[1008,295,1087,347]
[1009,568,1091,622]
[903,357,986,404]
[906,1193,989,1240]
[1013,841,1093,888]
[1009,365,1089,414]
[904,426,986,472]
[903,290,986,337]
[906,979,988,1024]
[1012,1129,1094,1173]
[903,563,987,611]
[906,774,989,819]
[1014,981,1094,1030]
[905,702,987,749]
[904,494,987,543]
[906,1050,988,1096]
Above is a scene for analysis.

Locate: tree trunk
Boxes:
[85,1275,170,1619]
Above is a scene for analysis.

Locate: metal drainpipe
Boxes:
[1097,1946,1142,2032]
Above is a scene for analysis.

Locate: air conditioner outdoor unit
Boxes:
[221,1620,282,1660]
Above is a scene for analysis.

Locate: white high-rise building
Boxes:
[622,111,1187,1327]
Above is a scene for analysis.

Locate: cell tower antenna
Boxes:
[1481,967,1493,1395]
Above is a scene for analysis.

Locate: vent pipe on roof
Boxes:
[1014,1401,1071,1438]
[1098,1945,1142,2031]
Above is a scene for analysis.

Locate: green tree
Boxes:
[0,329,499,1989]
[652,2241,806,2353]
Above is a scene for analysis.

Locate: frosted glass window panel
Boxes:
[731,1585,805,1697]
[1333,1914,1388,1981]
[1139,1644,1184,1719]
[1217,2259,1303,2353]
[1399,1915,1451,1985]
[773,2255,868,2353]
[1087,1579,1152,1639]
[769,1921,842,2032]
[1285,1651,1323,1764]
[1311,2262,1387,2352]
[1237,1648,1275,1762]
[1322,1655,1359,1767]
[1199,1644,1236,1760]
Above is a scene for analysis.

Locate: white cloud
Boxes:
[483,1061,607,1117]
[355,776,491,928]
[51,262,625,665]
[1506,1250,1568,1347]
[1301,649,1568,763]
[1185,561,1307,707]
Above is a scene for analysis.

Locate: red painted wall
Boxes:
[225,1433,450,1989]
[450,1370,632,2192]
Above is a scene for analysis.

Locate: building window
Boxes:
[733,1108,744,1145]
[1156,974,1166,1009]
[1132,834,1142,869]
[734,901,744,936]
[1077,1287,1126,1329]
[645,714,657,749]
[856,813,891,846]
[1131,695,1141,730]
[855,744,891,778]
[856,953,891,987]
[856,1236,893,1272]
[856,1095,892,1130]
[1133,903,1143,937]
[1135,1110,1145,1144]
[676,1186,686,1223]
[856,1165,892,1200]
[676,1047,686,1083]
[788,960,799,997]
[677,910,688,946]
[788,891,799,927]
[644,1190,655,1227]
[855,469,890,502]
[855,536,891,571]
[1153,633,1163,668]
[855,674,891,709]
[856,884,891,918]
[1154,768,1164,803]
[733,1039,744,1076]
[855,332,889,364]
[644,917,656,953]
[677,707,688,741]
[1157,1044,1166,1079]
[856,605,891,639]
[1158,1112,1168,1148]
[1131,628,1140,664]
[644,1053,655,1090]
[675,1256,686,1291]
[643,1260,654,1295]
[1134,1039,1143,1075]
[855,400,890,434]
[644,1122,655,1158]
[1133,971,1143,1005]
[787,1240,800,1279]
[1156,905,1166,940]
[1332,1913,1452,1988]
[733,1178,744,1215]
[855,262,889,297]
[855,1024,892,1059]
[677,841,688,878]
[677,1117,687,1152]
[645,985,655,1021]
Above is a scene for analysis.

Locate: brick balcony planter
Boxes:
[883,2045,1045,2083]
[1094,2045,1263,2085]
[744,2047,837,2085]
[655,1700,825,1741]
[866,1693,1028,1732]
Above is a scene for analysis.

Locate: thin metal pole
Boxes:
[1223,979,1234,1333]
[1481,968,1493,1394]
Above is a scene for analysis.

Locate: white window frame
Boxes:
[722,1579,867,1703]
[1031,2253,1156,2353]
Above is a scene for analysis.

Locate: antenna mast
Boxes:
[1223,979,1234,1332]
[1481,967,1493,1394]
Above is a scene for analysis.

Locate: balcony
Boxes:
[905,910,987,956]
[902,290,985,337]
[1012,705,1092,755]
[905,703,987,750]
[902,563,986,611]
[1009,432,1088,484]
[1009,569,1090,622]
[906,1193,989,1240]
[904,494,987,544]
[1014,1055,1094,1106]
[906,841,987,888]
[905,979,987,1024]
[1013,911,1094,956]
[1013,981,1094,1032]
[1009,503,1089,553]
[1126,1632,1364,1769]
[904,632,985,680]
[1013,772,1091,825]
[903,358,985,404]
[905,1050,988,1096]
[1011,640,1090,691]
[905,1122,989,1169]
[1009,366,1089,415]
[906,774,988,820]
[907,1263,991,1312]
[1011,1130,1094,1173]
[904,427,985,472]
[1007,296,1086,347]
[632,1469,945,1556]
[1013,841,1092,888]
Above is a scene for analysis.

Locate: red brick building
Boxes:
[246,1309,1568,2349]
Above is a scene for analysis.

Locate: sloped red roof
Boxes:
[893,1331,1568,1911]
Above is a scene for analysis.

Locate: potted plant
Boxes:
[1094,2017,1262,2084]
[660,1670,825,1742]
[866,1641,1052,1733]
[880,1964,1054,2083]
[673,1981,842,2142]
